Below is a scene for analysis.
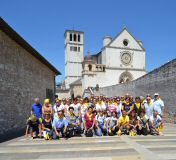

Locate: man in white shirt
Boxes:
[144,96,154,118]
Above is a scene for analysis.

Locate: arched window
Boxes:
[74,34,77,41]
[88,64,92,71]
[78,34,80,42]
[78,47,80,52]
[70,34,72,41]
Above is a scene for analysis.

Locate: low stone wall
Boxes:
[95,59,176,123]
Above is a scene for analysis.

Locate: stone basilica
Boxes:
[58,27,146,98]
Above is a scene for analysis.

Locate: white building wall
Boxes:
[82,69,146,91]
[109,29,143,50]
[65,30,84,88]
[105,47,146,70]
[101,49,106,65]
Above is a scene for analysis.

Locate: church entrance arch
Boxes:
[119,71,133,84]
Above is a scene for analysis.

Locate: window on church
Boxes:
[70,46,73,51]
[123,39,128,46]
[74,46,77,51]
[88,64,92,71]
[70,34,72,41]
[74,34,77,41]
[78,47,80,52]
[78,34,80,42]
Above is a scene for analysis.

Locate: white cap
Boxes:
[154,93,159,96]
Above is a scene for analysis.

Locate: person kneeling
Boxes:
[84,106,95,137]
[118,110,130,135]
[52,110,68,139]
[129,110,138,136]
[107,111,119,136]
[95,109,107,136]
[149,110,163,135]
[137,110,150,136]
[65,107,82,137]
[42,113,53,140]
[26,114,42,139]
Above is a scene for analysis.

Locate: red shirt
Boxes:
[84,113,95,129]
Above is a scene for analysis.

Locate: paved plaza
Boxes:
[0,123,176,160]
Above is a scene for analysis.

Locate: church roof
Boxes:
[86,28,145,61]
[106,27,145,51]
[0,17,61,75]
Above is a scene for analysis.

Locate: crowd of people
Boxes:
[26,93,165,140]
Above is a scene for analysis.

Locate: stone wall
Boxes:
[0,30,56,141]
[95,59,176,123]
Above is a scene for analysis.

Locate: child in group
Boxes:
[26,114,41,139]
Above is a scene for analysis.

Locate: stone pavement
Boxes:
[0,123,176,160]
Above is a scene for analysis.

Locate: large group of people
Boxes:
[26,93,165,140]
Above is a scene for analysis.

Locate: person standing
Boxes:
[134,97,143,116]
[42,99,53,118]
[31,98,42,123]
[122,97,134,116]
[153,93,165,118]
[144,96,154,118]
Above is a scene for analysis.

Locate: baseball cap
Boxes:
[154,93,159,96]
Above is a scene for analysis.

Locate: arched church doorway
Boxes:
[119,71,133,83]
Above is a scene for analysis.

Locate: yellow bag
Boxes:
[130,130,136,136]
[158,124,163,132]
[117,130,122,136]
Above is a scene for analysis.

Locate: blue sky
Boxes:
[1,0,176,83]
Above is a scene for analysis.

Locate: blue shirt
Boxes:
[153,99,164,116]
[96,114,106,127]
[32,103,42,118]
[52,117,68,129]
[150,115,162,128]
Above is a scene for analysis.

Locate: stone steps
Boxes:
[0,124,176,160]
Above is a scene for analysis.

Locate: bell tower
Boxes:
[64,30,84,89]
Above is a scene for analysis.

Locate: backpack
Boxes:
[66,125,74,138]
[85,129,93,137]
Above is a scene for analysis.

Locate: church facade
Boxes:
[63,28,146,97]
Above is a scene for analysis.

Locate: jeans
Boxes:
[95,125,107,136]
[43,129,53,138]
[52,128,64,139]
